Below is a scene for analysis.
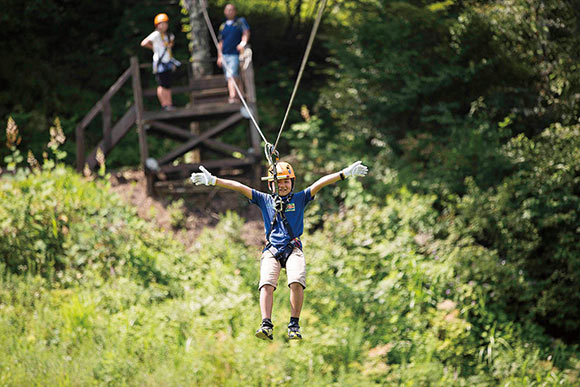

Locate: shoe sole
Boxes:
[255,330,273,341]
[288,333,302,340]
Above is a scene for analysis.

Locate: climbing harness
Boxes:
[265,193,302,268]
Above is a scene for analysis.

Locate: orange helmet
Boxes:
[154,13,169,26]
[263,161,296,181]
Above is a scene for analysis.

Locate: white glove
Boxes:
[342,161,368,178]
[190,166,217,186]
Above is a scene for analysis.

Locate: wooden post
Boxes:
[241,53,262,186]
[184,0,213,167]
[131,56,153,195]
[189,122,201,163]
[102,99,112,153]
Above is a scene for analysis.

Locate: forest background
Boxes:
[1,0,580,385]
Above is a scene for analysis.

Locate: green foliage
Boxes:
[451,123,580,340]
[2,0,580,383]
[298,0,580,195]
[167,198,186,229]
[0,165,183,292]
[0,164,578,384]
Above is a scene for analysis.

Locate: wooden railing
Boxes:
[75,62,136,171]
[76,53,260,193]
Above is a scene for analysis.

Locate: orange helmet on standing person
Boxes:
[154,13,169,26]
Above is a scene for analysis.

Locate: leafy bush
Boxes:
[451,123,580,341]
[0,165,185,293]
[0,164,578,384]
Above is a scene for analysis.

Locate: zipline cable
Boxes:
[198,0,327,202]
[273,0,327,151]
[198,0,268,146]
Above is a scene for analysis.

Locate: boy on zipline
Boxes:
[190,160,368,340]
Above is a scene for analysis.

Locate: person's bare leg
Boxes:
[157,86,164,107]
[228,77,237,100]
[164,87,172,107]
[289,282,304,318]
[260,284,275,320]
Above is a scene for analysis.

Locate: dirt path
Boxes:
[109,170,266,251]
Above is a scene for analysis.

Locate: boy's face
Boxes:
[270,178,293,196]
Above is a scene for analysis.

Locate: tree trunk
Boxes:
[183,0,213,163]
[183,0,212,79]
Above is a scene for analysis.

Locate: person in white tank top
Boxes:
[141,13,176,111]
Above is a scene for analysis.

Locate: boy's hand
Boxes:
[190,166,217,186]
[342,161,368,178]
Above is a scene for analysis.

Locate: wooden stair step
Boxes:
[143,102,244,121]
[191,87,228,98]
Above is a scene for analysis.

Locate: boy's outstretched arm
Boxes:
[190,166,253,199]
[310,161,368,196]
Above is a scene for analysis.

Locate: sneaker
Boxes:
[255,323,273,341]
[288,325,302,340]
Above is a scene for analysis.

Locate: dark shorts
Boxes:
[156,70,172,89]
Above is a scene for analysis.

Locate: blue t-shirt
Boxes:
[250,188,315,250]
[218,17,250,55]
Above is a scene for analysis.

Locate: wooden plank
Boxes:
[131,58,145,129]
[142,76,227,97]
[102,99,112,152]
[143,102,242,121]
[241,61,261,158]
[191,87,228,98]
[203,139,249,157]
[77,66,132,132]
[131,57,148,164]
[140,58,217,70]
[241,54,257,104]
[148,121,249,158]
[76,64,132,172]
[131,56,153,195]
[148,121,191,140]
[158,158,254,176]
[157,113,244,165]
[240,54,261,186]
[86,106,136,169]
[102,66,132,103]
[78,102,102,131]
[192,96,230,105]
[109,106,136,146]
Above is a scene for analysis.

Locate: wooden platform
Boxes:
[76,54,261,196]
[142,101,243,121]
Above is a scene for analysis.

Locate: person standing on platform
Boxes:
[217,4,250,104]
[141,13,178,111]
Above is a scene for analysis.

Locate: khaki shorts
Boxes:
[258,247,306,290]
